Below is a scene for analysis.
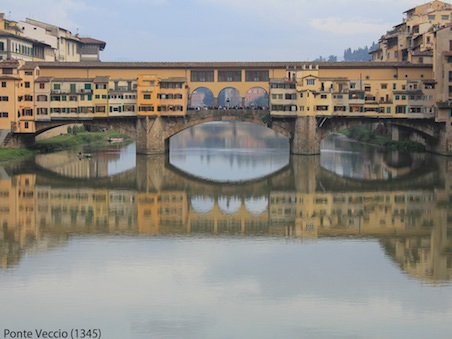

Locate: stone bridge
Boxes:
[8,110,452,155]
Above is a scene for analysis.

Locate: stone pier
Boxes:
[290,116,320,155]
[136,116,169,154]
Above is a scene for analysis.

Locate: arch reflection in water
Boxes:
[35,142,136,179]
[321,134,429,180]
[1,152,451,282]
[169,121,290,182]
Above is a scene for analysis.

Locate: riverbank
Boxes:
[0,131,133,162]
[340,126,425,152]
[32,130,132,153]
[0,148,35,162]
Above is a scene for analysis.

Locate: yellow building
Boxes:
[93,76,109,117]
[371,1,452,63]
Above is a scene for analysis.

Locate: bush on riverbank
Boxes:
[0,148,35,162]
[32,130,132,153]
[339,126,425,152]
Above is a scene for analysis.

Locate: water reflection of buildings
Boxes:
[35,151,120,178]
[1,156,451,282]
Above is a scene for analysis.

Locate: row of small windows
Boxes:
[191,70,269,82]
[143,93,183,99]
[138,105,184,112]
[272,105,431,115]
[49,106,106,113]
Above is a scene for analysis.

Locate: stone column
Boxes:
[429,120,452,155]
[136,116,168,154]
[291,116,320,155]
[391,124,400,141]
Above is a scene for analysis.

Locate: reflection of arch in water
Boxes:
[218,87,241,107]
[218,196,242,214]
[245,196,268,215]
[190,87,214,108]
[191,196,215,214]
[245,87,268,108]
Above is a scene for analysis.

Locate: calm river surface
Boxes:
[1,122,452,338]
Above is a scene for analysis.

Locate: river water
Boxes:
[1,122,451,338]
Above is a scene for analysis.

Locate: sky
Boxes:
[0,0,439,62]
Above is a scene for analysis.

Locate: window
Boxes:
[0,96,8,101]
[95,95,100,99]
[320,94,327,99]
[24,122,29,129]
[364,86,371,91]
[3,68,13,74]
[316,106,329,111]
[381,84,387,89]
[23,108,33,116]
[24,82,30,88]
[428,15,435,21]
[442,15,449,20]
[306,79,315,86]
[139,106,154,112]
[37,108,48,115]
[53,84,60,90]
[401,95,406,100]
[395,95,400,100]
[96,106,106,113]
[143,94,151,99]
[39,83,45,89]
[70,84,76,93]
[69,96,77,101]
[191,70,214,82]
[37,95,47,102]
[1,81,6,88]
[84,83,92,90]
[101,94,107,99]
[245,70,269,82]
[449,71,452,82]
[62,95,67,101]
[218,71,242,82]
[1,112,8,118]
[395,106,406,114]
[386,107,391,113]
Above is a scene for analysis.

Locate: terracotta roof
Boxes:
[160,77,187,82]
[0,60,20,68]
[79,37,106,50]
[35,76,54,82]
[51,78,94,82]
[0,75,21,80]
[93,76,110,83]
[25,61,433,70]
[411,50,433,56]
[0,31,52,47]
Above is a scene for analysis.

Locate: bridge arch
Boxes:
[317,117,441,153]
[190,87,215,108]
[245,87,268,109]
[218,87,242,108]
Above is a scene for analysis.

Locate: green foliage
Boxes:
[32,130,131,153]
[0,149,35,162]
[262,112,272,127]
[67,126,72,134]
[343,126,425,152]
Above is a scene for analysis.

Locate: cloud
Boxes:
[5,0,92,31]
[310,17,391,35]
